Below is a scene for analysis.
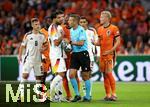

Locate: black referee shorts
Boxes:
[70,51,91,72]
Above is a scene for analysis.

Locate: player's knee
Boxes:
[105,71,112,76]
[22,73,29,79]
[69,69,77,79]
[58,72,66,78]
[82,76,89,81]
[69,73,75,79]
[69,72,75,79]
[82,72,90,81]
[36,76,43,80]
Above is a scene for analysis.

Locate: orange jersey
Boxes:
[40,28,50,58]
[62,24,70,40]
[97,24,120,58]
[40,28,51,72]
[62,24,71,69]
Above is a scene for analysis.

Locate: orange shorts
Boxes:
[42,58,51,72]
[100,56,115,72]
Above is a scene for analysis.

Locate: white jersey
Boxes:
[21,31,46,63]
[86,27,98,61]
[48,24,67,59]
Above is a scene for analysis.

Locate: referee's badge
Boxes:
[106,30,111,37]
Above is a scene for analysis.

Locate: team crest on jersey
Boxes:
[30,37,33,40]
[106,30,111,36]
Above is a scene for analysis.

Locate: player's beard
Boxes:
[36,26,41,31]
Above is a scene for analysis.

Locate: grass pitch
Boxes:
[51,82,150,107]
[0,81,150,107]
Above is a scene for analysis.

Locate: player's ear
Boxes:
[31,23,34,28]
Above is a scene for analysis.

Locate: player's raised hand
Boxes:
[63,38,70,44]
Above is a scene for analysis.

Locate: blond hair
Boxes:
[101,11,112,19]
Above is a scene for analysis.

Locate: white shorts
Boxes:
[22,61,43,76]
[50,58,66,73]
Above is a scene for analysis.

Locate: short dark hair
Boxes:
[50,10,64,20]
[80,16,89,23]
[31,18,39,24]
[69,14,80,22]
[44,16,51,20]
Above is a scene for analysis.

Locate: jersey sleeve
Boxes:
[49,25,64,41]
[113,26,120,37]
[79,29,86,41]
[48,26,58,41]
[21,34,28,46]
[40,28,49,39]
[43,35,47,44]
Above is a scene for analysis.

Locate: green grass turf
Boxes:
[51,82,150,107]
[0,82,150,107]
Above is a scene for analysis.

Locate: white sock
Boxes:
[55,80,63,99]
[19,78,27,99]
[50,75,62,97]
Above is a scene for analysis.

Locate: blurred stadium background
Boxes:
[0,0,150,107]
[0,0,150,55]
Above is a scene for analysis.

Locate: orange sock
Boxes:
[107,72,116,96]
[76,76,80,91]
[63,76,71,98]
[104,73,111,97]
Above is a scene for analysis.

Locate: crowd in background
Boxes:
[0,0,150,55]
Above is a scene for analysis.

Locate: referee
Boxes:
[67,14,91,102]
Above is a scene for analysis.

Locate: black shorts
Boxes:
[70,51,91,71]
